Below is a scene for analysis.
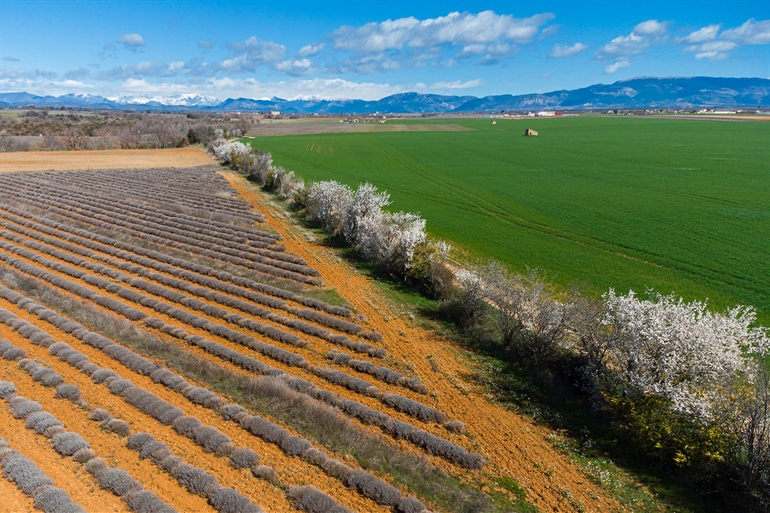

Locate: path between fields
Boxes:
[0,148,214,173]
[223,171,627,513]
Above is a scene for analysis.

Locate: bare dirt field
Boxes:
[0,148,215,173]
[246,121,474,137]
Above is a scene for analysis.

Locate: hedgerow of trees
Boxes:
[213,140,770,509]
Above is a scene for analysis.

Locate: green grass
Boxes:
[246,117,770,324]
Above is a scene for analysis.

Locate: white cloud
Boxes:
[273,59,315,76]
[679,24,721,44]
[686,40,737,60]
[549,42,588,58]
[596,20,668,59]
[198,39,213,49]
[429,79,482,90]
[297,42,325,57]
[604,60,630,74]
[331,10,554,52]
[633,20,667,36]
[222,37,286,73]
[721,18,770,45]
[679,19,769,60]
[53,80,93,88]
[117,33,146,47]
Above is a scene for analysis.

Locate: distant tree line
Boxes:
[0,109,254,151]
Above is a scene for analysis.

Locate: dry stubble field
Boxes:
[0,149,623,513]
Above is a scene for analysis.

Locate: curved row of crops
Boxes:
[0,166,491,513]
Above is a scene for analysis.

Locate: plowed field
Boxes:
[0,152,624,513]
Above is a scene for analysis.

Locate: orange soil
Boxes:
[0,148,215,173]
[0,297,388,513]
[0,471,36,513]
[0,228,468,466]
[0,234,465,484]
[224,172,627,513]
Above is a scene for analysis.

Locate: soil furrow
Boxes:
[0,296,389,513]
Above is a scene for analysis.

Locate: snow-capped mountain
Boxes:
[110,94,220,107]
[1,77,768,113]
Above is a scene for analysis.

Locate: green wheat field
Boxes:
[248,117,770,323]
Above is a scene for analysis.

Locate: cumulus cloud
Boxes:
[273,58,315,76]
[221,36,286,72]
[53,80,93,88]
[297,42,325,57]
[678,24,721,44]
[679,18,769,60]
[549,42,588,58]
[117,33,146,48]
[331,10,554,51]
[722,18,770,45]
[596,19,668,60]
[429,79,482,89]
[326,10,554,70]
[604,60,630,74]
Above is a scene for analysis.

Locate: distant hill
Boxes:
[1,77,767,113]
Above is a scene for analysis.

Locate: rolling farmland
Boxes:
[250,117,770,323]
[0,163,624,512]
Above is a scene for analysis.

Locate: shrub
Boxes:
[171,464,220,496]
[126,433,155,452]
[25,411,64,435]
[54,384,82,402]
[0,380,16,399]
[1,346,26,361]
[288,486,352,513]
[207,488,263,513]
[444,420,466,434]
[229,447,259,469]
[89,408,112,422]
[33,485,85,513]
[93,466,139,496]
[278,435,312,457]
[173,416,203,438]
[1,451,53,495]
[344,471,402,506]
[396,497,427,513]
[8,396,43,419]
[251,465,276,481]
[381,394,447,423]
[91,368,118,383]
[52,432,89,456]
[32,367,64,387]
[72,448,96,463]
[139,441,168,460]
[108,379,135,395]
[124,489,177,513]
[191,426,232,454]
[106,419,131,437]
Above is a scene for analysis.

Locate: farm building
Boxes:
[524,128,538,136]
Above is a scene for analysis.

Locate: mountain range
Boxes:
[1,77,768,114]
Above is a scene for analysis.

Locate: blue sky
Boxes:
[1,0,768,100]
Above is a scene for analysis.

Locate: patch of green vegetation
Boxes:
[248,117,770,324]
[301,287,352,309]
